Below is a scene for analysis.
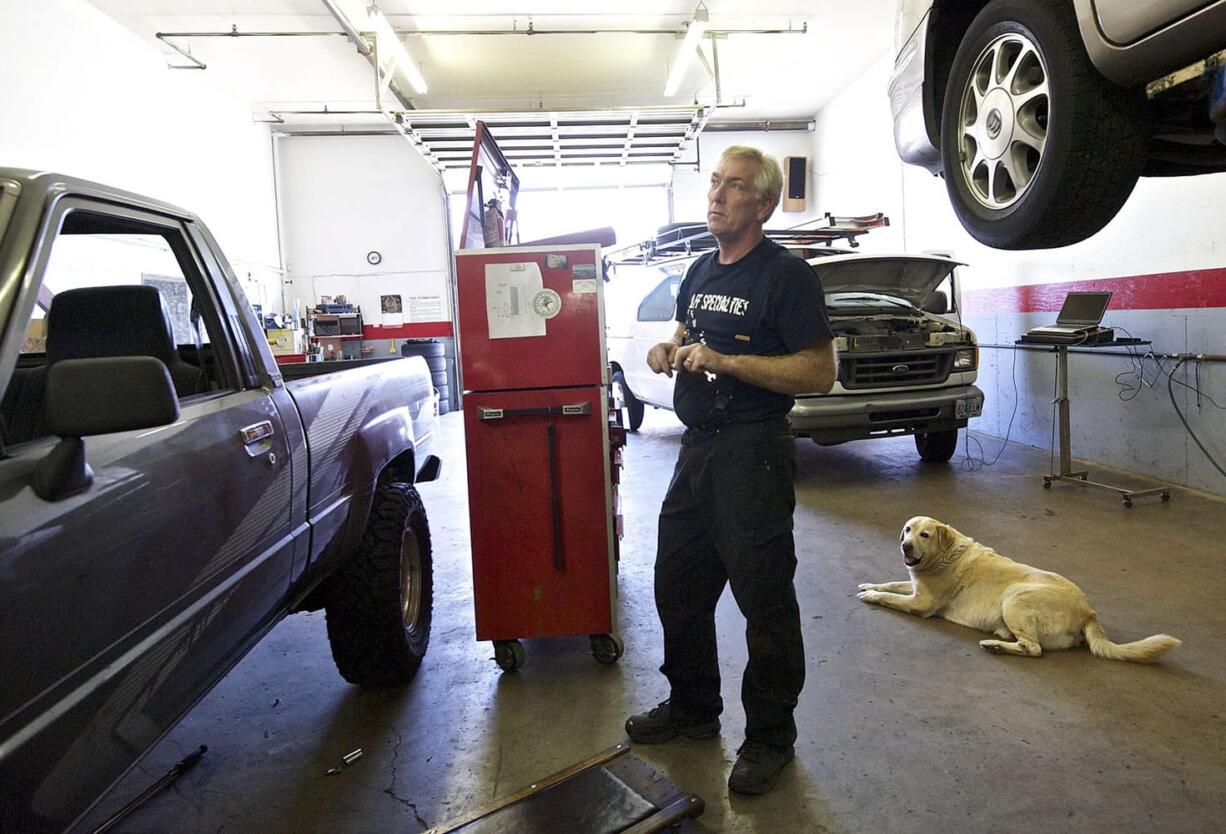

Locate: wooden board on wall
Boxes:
[783,156,807,213]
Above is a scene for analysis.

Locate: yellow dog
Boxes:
[857,516,1180,662]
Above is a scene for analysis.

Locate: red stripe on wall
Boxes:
[963,267,1226,314]
[362,322,454,339]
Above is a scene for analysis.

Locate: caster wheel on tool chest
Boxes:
[1122,498,1133,508]
[590,633,624,665]
[1042,478,1052,489]
[494,640,526,672]
[1161,492,1171,502]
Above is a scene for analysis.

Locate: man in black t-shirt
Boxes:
[624,146,836,796]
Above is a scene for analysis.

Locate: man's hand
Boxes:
[673,342,726,375]
[647,341,680,377]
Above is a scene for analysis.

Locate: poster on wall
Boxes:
[313,273,450,325]
[406,295,445,321]
[142,274,191,343]
[380,294,404,326]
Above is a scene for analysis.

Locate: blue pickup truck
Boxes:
[0,169,441,833]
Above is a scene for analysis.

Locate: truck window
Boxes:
[1,208,239,447]
[637,274,681,322]
[0,181,16,250]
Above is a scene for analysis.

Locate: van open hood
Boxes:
[807,253,964,307]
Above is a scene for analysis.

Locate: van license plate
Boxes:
[956,398,982,419]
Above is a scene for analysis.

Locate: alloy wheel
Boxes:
[956,32,1050,210]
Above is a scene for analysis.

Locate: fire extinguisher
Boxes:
[483,198,505,247]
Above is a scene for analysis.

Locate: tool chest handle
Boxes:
[546,422,565,571]
[477,402,592,420]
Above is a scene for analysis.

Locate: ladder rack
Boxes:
[608,213,890,267]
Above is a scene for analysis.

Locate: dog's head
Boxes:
[899,516,959,570]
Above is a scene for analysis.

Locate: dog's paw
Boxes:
[857,590,881,604]
[857,583,879,591]
[979,640,1005,654]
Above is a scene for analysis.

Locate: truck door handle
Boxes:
[240,420,275,445]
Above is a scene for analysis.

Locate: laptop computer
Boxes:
[1021,291,1113,343]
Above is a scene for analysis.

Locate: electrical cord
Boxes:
[1113,326,1226,410]
[1104,325,1226,479]
[1168,357,1226,479]
[1112,326,1166,401]
[944,285,1014,471]
[960,341,1020,471]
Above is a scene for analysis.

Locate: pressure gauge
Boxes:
[532,288,562,319]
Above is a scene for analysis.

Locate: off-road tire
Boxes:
[940,0,1149,249]
[325,482,433,685]
[915,429,960,463]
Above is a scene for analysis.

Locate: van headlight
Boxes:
[953,346,977,370]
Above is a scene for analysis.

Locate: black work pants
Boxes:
[654,419,805,749]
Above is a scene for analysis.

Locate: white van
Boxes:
[607,247,984,463]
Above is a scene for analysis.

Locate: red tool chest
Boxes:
[455,244,623,671]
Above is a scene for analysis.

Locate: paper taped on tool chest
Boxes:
[485,262,546,339]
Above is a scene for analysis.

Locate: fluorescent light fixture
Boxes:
[367,6,428,94]
[663,4,709,97]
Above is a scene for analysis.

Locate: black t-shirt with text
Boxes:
[673,238,834,428]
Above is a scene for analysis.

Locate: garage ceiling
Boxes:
[393,107,713,170]
[90,1,895,172]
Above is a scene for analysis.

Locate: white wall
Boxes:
[276,135,452,333]
[811,54,1226,496]
[671,130,815,223]
[811,56,909,252]
[0,0,282,313]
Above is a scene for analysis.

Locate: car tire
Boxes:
[325,481,433,685]
[612,370,645,432]
[940,0,1150,249]
[915,429,959,463]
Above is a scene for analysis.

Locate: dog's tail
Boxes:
[1084,617,1180,663]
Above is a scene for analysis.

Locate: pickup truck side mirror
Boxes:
[33,357,181,501]
[922,290,949,315]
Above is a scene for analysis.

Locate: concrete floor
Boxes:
[78,408,1226,834]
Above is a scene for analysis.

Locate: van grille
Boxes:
[840,350,953,390]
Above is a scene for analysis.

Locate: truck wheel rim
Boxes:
[956,32,1049,211]
[401,534,422,630]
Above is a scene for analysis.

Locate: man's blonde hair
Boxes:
[719,145,783,208]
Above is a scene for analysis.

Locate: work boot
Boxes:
[728,741,795,795]
[625,700,720,744]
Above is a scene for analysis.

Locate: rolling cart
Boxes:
[457,244,624,671]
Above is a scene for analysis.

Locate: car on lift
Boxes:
[890,0,1226,249]
[0,169,441,833]
[608,247,983,463]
